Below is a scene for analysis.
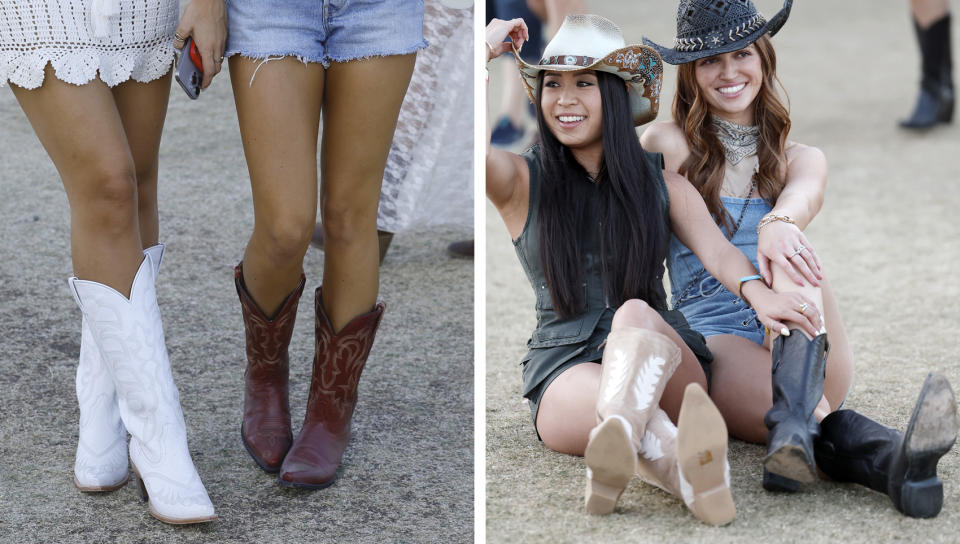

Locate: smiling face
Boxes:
[539,70,604,154]
[693,43,763,125]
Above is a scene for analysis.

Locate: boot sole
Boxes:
[130,460,217,525]
[898,373,958,518]
[74,474,128,492]
[763,442,816,484]
[276,475,337,490]
[583,417,636,515]
[240,424,286,474]
[677,384,736,526]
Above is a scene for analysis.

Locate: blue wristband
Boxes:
[737,274,763,302]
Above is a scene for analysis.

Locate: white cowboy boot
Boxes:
[74,244,164,491]
[584,328,681,515]
[69,255,216,524]
[634,384,735,526]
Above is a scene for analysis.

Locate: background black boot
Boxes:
[901,15,954,129]
[762,331,827,487]
[814,373,957,518]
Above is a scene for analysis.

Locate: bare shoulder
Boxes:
[640,121,689,172]
[785,141,827,170]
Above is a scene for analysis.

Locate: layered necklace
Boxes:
[712,116,759,199]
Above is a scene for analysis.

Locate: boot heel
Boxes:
[899,476,943,518]
[131,462,148,502]
[584,477,626,515]
[763,440,816,484]
[583,418,636,515]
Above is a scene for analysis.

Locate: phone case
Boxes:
[175,37,203,100]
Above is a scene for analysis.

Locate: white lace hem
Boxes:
[1,43,174,89]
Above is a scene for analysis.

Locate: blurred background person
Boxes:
[901,0,954,129]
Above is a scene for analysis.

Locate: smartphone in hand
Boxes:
[175,37,204,99]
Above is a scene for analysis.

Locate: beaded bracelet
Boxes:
[756,214,795,234]
[737,274,763,305]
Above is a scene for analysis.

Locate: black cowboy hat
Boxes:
[643,0,792,65]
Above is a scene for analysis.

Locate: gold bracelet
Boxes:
[485,40,496,63]
[756,213,795,234]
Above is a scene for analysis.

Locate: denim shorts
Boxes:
[225,0,427,67]
[675,275,766,345]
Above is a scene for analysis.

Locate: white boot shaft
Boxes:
[596,327,681,448]
[74,244,165,490]
[70,254,215,523]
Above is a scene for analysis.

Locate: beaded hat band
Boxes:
[642,0,792,65]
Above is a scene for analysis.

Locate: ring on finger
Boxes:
[174,32,185,43]
[799,302,809,313]
[790,244,806,258]
[216,56,225,64]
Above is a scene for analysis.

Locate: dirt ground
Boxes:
[0,46,474,544]
[486,1,960,542]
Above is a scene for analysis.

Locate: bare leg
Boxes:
[536,300,707,455]
[229,57,324,317]
[111,73,172,248]
[11,65,145,294]
[320,54,415,331]
[911,0,950,28]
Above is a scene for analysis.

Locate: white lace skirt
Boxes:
[0,1,179,89]
[376,1,473,232]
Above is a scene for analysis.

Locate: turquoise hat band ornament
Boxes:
[513,14,664,127]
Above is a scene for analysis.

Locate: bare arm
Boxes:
[666,172,821,337]
[756,144,828,286]
[486,18,532,238]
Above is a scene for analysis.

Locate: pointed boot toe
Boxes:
[241,422,291,472]
[277,422,345,489]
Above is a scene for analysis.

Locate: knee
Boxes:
[612,299,661,331]
[321,198,378,247]
[75,167,139,233]
[255,215,314,267]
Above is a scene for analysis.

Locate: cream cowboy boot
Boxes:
[69,255,216,524]
[584,328,681,515]
[634,384,736,526]
[74,244,164,491]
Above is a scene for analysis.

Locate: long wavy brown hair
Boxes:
[673,35,790,234]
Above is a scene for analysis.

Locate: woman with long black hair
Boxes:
[485,14,821,524]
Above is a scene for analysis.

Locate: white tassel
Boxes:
[90,0,120,39]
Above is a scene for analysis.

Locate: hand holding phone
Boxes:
[175,37,204,100]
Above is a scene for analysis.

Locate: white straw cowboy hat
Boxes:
[513,14,664,126]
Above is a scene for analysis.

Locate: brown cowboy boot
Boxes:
[278,287,385,488]
[236,263,305,472]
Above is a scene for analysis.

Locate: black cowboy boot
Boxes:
[901,15,954,129]
[814,373,957,518]
[762,330,827,488]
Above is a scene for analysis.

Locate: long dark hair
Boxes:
[535,71,669,319]
[673,36,790,233]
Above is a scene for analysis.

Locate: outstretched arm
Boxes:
[666,172,821,337]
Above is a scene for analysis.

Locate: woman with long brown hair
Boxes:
[642,0,957,517]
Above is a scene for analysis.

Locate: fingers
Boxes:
[789,296,823,337]
[757,254,771,286]
[775,254,806,286]
[788,252,820,286]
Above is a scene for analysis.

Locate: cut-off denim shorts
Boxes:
[225,0,427,68]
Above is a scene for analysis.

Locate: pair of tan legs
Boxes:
[11,65,169,293]
[229,54,415,331]
[535,262,854,455]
